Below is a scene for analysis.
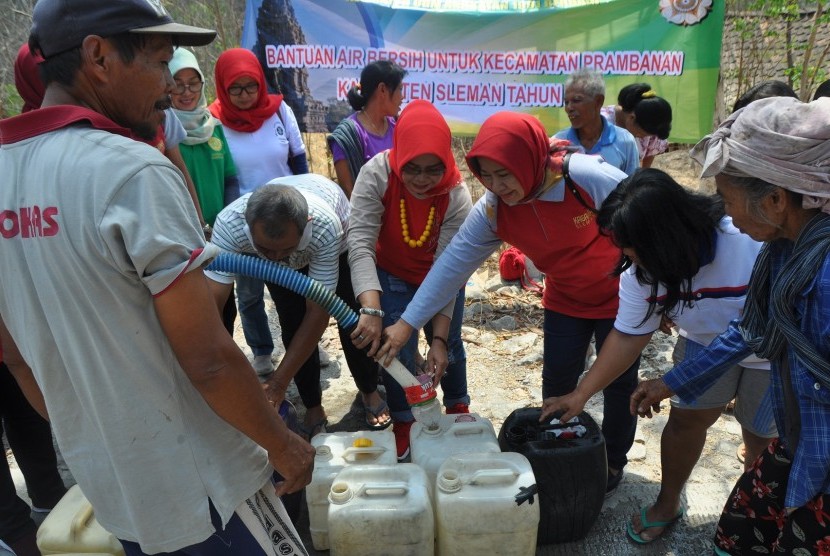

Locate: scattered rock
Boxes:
[485,277,509,292]
[496,285,521,295]
[479,332,497,344]
[628,441,647,462]
[464,284,487,301]
[464,302,493,320]
[519,352,543,366]
[501,332,538,354]
[488,315,517,331]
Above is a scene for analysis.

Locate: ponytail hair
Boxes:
[617,83,672,140]
[347,60,407,111]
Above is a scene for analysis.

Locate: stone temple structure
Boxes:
[251,0,328,132]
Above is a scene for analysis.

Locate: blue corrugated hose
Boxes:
[206,252,358,330]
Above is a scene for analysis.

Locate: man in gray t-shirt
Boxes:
[0,1,313,554]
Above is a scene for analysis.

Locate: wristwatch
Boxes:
[359,307,385,318]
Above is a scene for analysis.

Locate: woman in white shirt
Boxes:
[209,48,308,376]
[542,169,775,544]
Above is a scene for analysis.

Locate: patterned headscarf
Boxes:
[690,96,830,214]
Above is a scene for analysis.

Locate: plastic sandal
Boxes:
[364,400,392,430]
[626,506,685,544]
[298,418,328,440]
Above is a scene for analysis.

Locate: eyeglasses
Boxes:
[401,164,446,178]
[228,83,259,96]
[173,81,203,94]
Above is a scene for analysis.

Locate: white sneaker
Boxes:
[252,354,274,376]
[318,345,331,367]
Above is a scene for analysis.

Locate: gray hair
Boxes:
[721,174,801,229]
[565,68,605,98]
[245,184,308,238]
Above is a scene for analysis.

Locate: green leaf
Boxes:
[792,519,806,541]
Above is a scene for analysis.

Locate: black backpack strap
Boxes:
[562,153,598,215]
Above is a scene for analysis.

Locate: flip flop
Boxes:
[626,506,685,544]
[298,418,328,440]
[364,400,392,430]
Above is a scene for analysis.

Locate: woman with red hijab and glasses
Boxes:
[378,112,638,491]
[348,100,473,460]
[209,48,309,377]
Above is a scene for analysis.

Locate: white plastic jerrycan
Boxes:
[410,413,500,497]
[435,452,539,556]
[37,485,125,555]
[307,430,396,550]
[328,463,434,556]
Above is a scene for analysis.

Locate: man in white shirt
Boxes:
[0,1,313,554]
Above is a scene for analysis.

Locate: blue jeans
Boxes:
[542,310,639,471]
[377,268,469,422]
[120,499,302,556]
[236,275,273,357]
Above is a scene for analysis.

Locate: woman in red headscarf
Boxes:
[348,100,472,460]
[377,112,638,490]
[209,48,309,377]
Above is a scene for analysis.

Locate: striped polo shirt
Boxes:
[206,173,349,291]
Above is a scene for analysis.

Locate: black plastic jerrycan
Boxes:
[498,407,606,544]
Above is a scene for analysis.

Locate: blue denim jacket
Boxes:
[665,242,830,508]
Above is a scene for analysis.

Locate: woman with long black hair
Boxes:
[542,168,775,543]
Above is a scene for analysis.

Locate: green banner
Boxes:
[243,0,724,142]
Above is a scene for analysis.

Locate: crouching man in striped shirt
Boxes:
[207,173,387,437]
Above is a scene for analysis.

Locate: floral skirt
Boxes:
[715,438,830,555]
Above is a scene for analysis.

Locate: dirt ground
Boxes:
[273,150,742,555]
[7,150,744,556]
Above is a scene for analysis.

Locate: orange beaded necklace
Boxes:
[399,197,436,248]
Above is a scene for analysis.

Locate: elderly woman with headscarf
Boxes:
[377,111,638,492]
[348,100,473,460]
[631,96,830,554]
[209,48,308,376]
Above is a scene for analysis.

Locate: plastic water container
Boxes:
[410,413,500,498]
[435,452,539,556]
[498,407,606,544]
[328,464,433,556]
[37,485,125,555]
[307,430,397,550]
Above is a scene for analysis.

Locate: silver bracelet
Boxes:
[359,307,385,318]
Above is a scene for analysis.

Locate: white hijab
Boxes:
[169,47,217,145]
